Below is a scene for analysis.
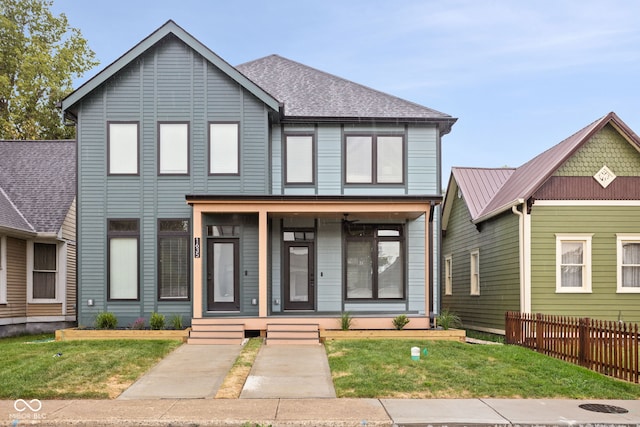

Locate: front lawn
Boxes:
[0,334,181,399]
[325,339,640,399]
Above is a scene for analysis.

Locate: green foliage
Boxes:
[94,312,117,329]
[149,312,166,330]
[169,314,183,330]
[0,334,180,399]
[339,311,353,331]
[325,339,640,399]
[436,308,462,330]
[0,0,98,139]
[392,314,410,330]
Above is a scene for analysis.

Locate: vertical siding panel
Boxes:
[316,220,342,312]
[407,215,425,313]
[407,126,438,195]
[317,125,342,195]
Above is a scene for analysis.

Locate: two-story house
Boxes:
[61,21,456,342]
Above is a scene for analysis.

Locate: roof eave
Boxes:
[472,198,525,224]
[281,115,457,129]
[61,20,280,114]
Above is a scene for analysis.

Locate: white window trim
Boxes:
[27,240,66,304]
[444,254,452,296]
[470,249,480,296]
[617,234,640,293]
[0,236,7,304]
[555,234,592,293]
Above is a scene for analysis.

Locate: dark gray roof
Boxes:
[0,140,76,234]
[237,55,457,131]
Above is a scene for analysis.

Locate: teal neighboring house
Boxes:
[441,112,640,334]
[61,21,456,340]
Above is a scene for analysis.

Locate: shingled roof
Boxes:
[0,140,76,235]
[236,54,456,132]
[442,112,640,228]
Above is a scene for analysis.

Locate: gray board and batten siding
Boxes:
[74,35,272,325]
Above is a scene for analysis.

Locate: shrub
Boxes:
[437,308,462,330]
[95,312,118,329]
[149,312,166,330]
[169,314,183,330]
[339,311,353,331]
[131,317,146,330]
[392,314,410,330]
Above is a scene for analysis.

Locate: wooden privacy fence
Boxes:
[505,312,639,383]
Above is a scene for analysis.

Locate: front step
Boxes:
[188,321,245,345]
[266,323,319,345]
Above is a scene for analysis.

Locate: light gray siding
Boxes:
[317,125,342,195]
[407,215,426,313]
[407,125,438,194]
[316,220,342,312]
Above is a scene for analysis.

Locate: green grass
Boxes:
[0,334,181,399]
[326,339,640,399]
[465,329,505,343]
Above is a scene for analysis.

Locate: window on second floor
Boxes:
[108,122,139,175]
[617,234,640,293]
[159,122,189,175]
[209,122,239,175]
[285,134,314,184]
[345,134,404,184]
[556,234,592,293]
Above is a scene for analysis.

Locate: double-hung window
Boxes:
[209,122,239,175]
[345,134,404,184]
[108,219,139,300]
[470,250,480,295]
[617,234,640,293]
[158,219,190,300]
[158,122,189,175]
[556,234,592,293]
[444,255,453,296]
[345,225,404,300]
[32,243,57,299]
[108,122,139,175]
[285,134,314,184]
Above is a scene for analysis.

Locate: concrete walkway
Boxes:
[118,344,241,399]
[3,398,640,426]
[240,344,336,398]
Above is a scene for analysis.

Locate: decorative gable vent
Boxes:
[594,165,616,188]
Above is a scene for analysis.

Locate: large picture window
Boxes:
[345,225,404,300]
[158,219,190,300]
[108,122,139,175]
[159,122,189,175]
[555,234,592,293]
[617,234,640,293]
[209,122,239,175]
[108,219,139,300]
[345,134,403,184]
[285,135,314,184]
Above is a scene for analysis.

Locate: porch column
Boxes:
[193,205,203,318]
[258,209,268,317]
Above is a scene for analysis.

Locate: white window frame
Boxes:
[209,122,239,175]
[617,234,640,293]
[0,236,7,304]
[444,254,452,296]
[555,234,592,293]
[108,122,139,175]
[470,249,480,296]
[158,122,189,175]
[27,240,66,303]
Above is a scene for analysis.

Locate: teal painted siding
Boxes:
[441,192,520,331]
[530,205,640,323]
[76,35,270,325]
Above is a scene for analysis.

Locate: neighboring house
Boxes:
[441,112,640,334]
[0,140,76,337]
[60,20,456,340]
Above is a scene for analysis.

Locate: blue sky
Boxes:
[51,0,640,184]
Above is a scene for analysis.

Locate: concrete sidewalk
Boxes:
[3,398,640,426]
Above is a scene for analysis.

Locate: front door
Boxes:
[283,241,315,310]
[207,238,239,311]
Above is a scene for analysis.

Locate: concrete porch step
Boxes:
[266,323,319,345]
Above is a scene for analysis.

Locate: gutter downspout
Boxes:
[511,200,531,313]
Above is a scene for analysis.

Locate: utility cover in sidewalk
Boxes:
[579,403,628,414]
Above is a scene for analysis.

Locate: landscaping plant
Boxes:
[339,311,353,330]
[392,314,410,330]
[94,312,118,329]
[169,314,183,330]
[436,308,462,330]
[131,317,146,330]
[149,312,166,330]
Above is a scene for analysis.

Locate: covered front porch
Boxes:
[186,195,440,341]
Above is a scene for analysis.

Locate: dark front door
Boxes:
[283,241,315,310]
[207,238,239,311]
